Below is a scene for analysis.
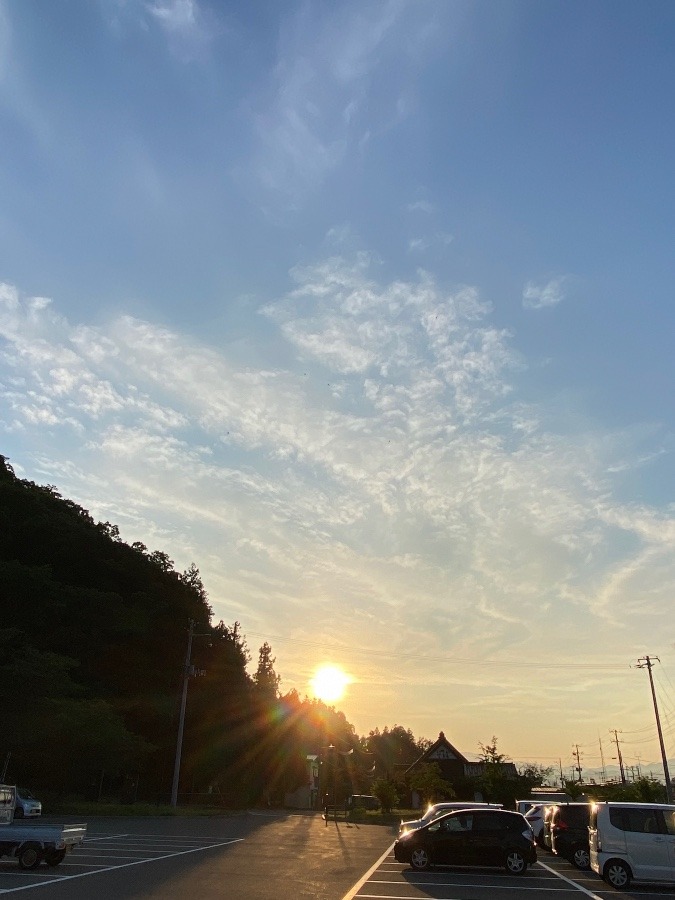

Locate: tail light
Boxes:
[555,820,568,831]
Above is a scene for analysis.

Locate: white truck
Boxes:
[0,785,86,870]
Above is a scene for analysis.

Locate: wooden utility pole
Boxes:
[636,656,673,803]
[572,745,583,783]
[171,620,195,808]
[610,730,626,784]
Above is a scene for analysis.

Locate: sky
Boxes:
[1,0,675,780]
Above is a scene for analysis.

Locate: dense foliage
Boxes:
[0,456,355,805]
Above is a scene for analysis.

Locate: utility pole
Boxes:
[171,620,195,808]
[572,745,583,783]
[598,736,607,784]
[610,730,626,784]
[636,656,673,803]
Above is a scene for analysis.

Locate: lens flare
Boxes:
[310,664,351,703]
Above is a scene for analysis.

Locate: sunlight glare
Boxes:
[310,664,351,703]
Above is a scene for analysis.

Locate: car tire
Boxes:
[410,847,432,870]
[572,846,590,870]
[604,859,631,889]
[504,850,527,875]
[44,849,66,867]
[14,805,24,819]
[17,843,42,870]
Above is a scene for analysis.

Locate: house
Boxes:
[405,732,518,807]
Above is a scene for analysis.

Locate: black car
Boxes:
[394,808,537,874]
[549,803,591,869]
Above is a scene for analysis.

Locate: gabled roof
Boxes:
[405,731,470,773]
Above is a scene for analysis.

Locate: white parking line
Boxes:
[536,860,605,899]
[82,834,130,842]
[0,838,243,894]
[341,843,395,900]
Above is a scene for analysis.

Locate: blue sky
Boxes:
[1,0,675,776]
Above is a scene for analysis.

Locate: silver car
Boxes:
[399,801,502,834]
[14,788,42,818]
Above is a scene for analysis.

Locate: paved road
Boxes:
[0,812,396,899]
[4,814,675,899]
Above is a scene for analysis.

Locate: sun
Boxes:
[310,664,351,703]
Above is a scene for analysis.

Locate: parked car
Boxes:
[523,803,546,842]
[13,789,41,819]
[394,808,536,874]
[589,801,675,890]
[516,793,570,815]
[540,805,556,849]
[549,803,591,869]
[399,801,502,835]
[347,794,380,811]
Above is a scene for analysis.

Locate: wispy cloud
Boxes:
[522,277,567,310]
[408,232,454,253]
[244,2,439,199]
[1,256,673,728]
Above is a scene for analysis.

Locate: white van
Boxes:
[589,801,675,889]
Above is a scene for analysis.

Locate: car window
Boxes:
[422,805,443,823]
[473,814,503,832]
[441,814,472,832]
[426,807,450,824]
[661,810,675,835]
[610,807,663,833]
[558,806,589,826]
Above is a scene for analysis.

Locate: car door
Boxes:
[656,808,675,882]
[469,811,506,866]
[622,807,672,881]
[431,813,474,865]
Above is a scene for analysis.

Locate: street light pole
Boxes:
[171,620,195,807]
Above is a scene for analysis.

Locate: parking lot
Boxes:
[0,823,244,895]
[1,814,675,899]
[354,845,675,900]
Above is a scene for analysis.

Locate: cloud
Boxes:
[243,3,439,199]
[522,277,567,310]
[1,257,673,716]
[143,0,220,62]
[408,233,454,253]
[407,200,435,214]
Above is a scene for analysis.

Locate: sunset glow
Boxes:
[310,665,351,704]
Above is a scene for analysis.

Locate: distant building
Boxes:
[404,732,518,807]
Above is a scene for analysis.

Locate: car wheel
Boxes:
[44,849,66,867]
[14,805,24,819]
[605,859,631,889]
[504,850,527,875]
[410,847,431,870]
[17,843,42,870]
[572,846,590,870]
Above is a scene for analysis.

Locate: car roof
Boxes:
[594,801,675,808]
[435,807,519,819]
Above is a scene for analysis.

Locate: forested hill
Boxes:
[0,455,354,805]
